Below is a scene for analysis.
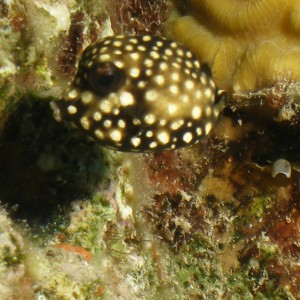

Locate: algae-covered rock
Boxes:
[0,210,31,299]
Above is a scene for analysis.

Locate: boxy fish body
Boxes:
[51,35,223,152]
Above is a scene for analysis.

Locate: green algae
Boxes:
[67,195,116,253]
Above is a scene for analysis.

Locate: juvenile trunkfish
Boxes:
[51,35,225,152]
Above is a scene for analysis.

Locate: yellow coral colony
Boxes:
[171,0,300,95]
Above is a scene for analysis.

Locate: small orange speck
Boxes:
[54,243,92,262]
[94,284,105,296]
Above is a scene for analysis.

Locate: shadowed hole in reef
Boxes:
[223,106,300,165]
[0,95,107,225]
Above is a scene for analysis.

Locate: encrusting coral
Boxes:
[171,0,300,94]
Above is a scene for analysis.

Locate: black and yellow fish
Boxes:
[51,35,225,152]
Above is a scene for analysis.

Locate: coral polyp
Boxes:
[189,0,281,32]
[172,0,300,94]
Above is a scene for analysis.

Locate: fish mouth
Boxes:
[50,101,63,122]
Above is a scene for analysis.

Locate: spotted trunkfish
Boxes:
[51,35,225,152]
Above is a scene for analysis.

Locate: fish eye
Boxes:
[87,62,126,96]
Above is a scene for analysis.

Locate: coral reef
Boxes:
[171,0,300,95]
[107,0,170,35]
[1,0,300,299]
[0,210,34,299]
